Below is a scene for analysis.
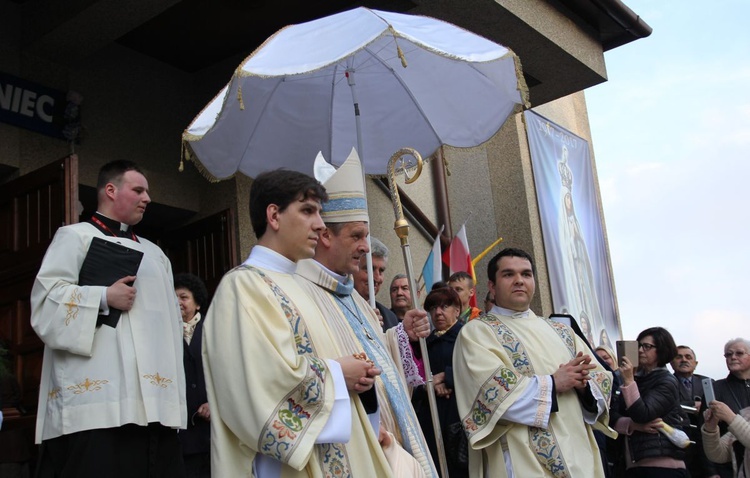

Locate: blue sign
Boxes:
[0,71,69,140]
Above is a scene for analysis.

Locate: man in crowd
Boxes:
[202,168,393,477]
[453,247,612,477]
[390,273,412,322]
[671,345,718,478]
[295,150,436,477]
[31,160,186,476]
[711,338,750,478]
[353,236,400,331]
[448,271,482,323]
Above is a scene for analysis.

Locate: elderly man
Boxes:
[448,271,482,323]
[295,150,436,477]
[670,346,718,478]
[353,237,400,331]
[203,168,394,477]
[32,160,186,477]
[389,274,412,321]
[711,338,750,478]
[453,247,612,477]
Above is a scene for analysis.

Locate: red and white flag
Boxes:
[442,224,477,305]
[442,224,474,276]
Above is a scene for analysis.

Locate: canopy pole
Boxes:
[346,69,377,309]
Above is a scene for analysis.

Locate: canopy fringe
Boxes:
[508,48,530,108]
[180,140,223,183]
[237,84,245,110]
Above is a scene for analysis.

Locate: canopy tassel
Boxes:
[179,142,186,172]
[388,25,408,68]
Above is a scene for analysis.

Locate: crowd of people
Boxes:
[24,158,749,478]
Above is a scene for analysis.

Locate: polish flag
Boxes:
[442,225,477,306]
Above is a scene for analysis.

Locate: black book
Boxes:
[78,236,144,328]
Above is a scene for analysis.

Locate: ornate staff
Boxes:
[387,147,449,478]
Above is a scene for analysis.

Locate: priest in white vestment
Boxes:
[454,247,613,478]
[31,161,186,477]
[202,168,395,478]
[294,150,437,478]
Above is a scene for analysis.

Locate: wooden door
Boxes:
[159,209,238,299]
[0,155,78,467]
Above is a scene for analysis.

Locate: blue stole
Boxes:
[332,279,432,470]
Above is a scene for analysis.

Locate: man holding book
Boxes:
[31,160,186,477]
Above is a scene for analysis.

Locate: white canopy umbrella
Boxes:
[182,7,527,178]
[182,11,528,475]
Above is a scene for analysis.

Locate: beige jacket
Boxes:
[702,412,750,478]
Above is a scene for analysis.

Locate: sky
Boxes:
[585,0,750,380]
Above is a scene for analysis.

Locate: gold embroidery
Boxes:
[67,378,109,394]
[64,289,83,325]
[48,387,62,399]
[143,372,173,388]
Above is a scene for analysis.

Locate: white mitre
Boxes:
[313,148,369,223]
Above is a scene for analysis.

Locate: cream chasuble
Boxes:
[454,310,612,478]
[202,247,393,478]
[295,259,437,478]
[31,223,186,443]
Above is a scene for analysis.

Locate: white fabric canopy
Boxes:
[183,7,527,179]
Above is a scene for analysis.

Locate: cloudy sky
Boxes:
[585,0,750,379]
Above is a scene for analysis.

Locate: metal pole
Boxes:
[387,147,450,478]
[346,68,377,308]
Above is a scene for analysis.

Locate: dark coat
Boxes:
[712,373,750,478]
[675,373,718,478]
[613,367,687,464]
[412,321,466,478]
[714,373,750,420]
[179,317,210,456]
[377,301,400,332]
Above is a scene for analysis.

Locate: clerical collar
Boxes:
[90,212,137,241]
[243,246,296,274]
[491,305,530,318]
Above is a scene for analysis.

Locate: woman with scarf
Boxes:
[411,287,467,478]
[175,273,211,477]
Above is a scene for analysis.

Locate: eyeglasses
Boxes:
[638,342,657,351]
[724,351,747,359]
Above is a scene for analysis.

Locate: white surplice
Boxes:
[31,223,186,443]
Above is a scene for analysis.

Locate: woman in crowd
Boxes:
[702,400,750,477]
[711,338,750,477]
[411,287,466,478]
[611,327,688,477]
[175,273,211,478]
[596,345,617,371]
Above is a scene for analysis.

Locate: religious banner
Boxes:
[524,110,619,349]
